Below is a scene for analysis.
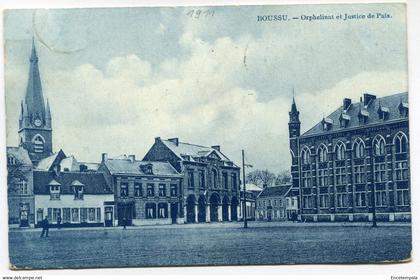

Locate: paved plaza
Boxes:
[9,222,412,269]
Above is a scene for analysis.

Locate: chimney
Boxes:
[128,154,136,162]
[168,138,179,146]
[343,98,351,111]
[363,93,376,106]
[211,145,220,152]
[101,153,108,163]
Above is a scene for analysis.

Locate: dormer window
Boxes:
[321,117,333,131]
[377,104,389,120]
[339,112,350,128]
[49,180,61,200]
[358,109,369,124]
[398,100,409,117]
[140,163,153,175]
[72,180,85,200]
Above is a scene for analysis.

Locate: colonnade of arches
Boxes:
[185,193,239,223]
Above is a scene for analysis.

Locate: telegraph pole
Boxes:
[242,149,248,228]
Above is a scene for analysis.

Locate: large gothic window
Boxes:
[335,142,346,160]
[317,145,328,163]
[353,138,366,158]
[394,132,408,154]
[301,147,311,164]
[33,135,45,153]
[373,136,386,156]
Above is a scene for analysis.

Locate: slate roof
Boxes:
[302,92,408,137]
[258,184,292,198]
[33,170,113,195]
[103,157,180,176]
[6,146,32,165]
[240,183,263,192]
[36,150,66,171]
[160,139,237,167]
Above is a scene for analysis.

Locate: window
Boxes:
[145,203,156,219]
[355,192,366,207]
[231,173,237,190]
[223,172,228,189]
[373,136,386,156]
[199,170,205,189]
[374,163,386,182]
[74,186,84,200]
[97,208,101,222]
[318,169,328,186]
[33,135,45,153]
[88,208,96,222]
[375,191,387,207]
[395,161,409,181]
[158,203,168,218]
[50,185,60,200]
[212,169,218,188]
[396,190,409,206]
[170,184,177,196]
[147,184,155,196]
[354,139,365,158]
[336,193,348,208]
[394,132,408,154]
[302,195,313,209]
[268,200,272,206]
[72,208,79,222]
[120,183,128,197]
[159,184,166,197]
[188,170,195,189]
[319,194,329,208]
[301,148,311,164]
[318,145,328,162]
[274,200,277,206]
[80,208,88,223]
[302,171,311,187]
[63,208,71,223]
[52,208,61,223]
[335,142,345,160]
[18,180,28,195]
[47,208,52,221]
[335,167,346,185]
[7,156,17,165]
[354,166,366,184]
[134,184,142,197]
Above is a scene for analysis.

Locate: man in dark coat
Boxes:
[40,217,49,237]
[57,216,62,229]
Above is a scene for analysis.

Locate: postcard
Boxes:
[4,3,410,269]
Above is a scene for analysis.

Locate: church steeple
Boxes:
[18,38,53,164]
[288,93,301,138]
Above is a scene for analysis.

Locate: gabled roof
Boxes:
[60,156,80,171]
[240,183,263,192]
[103,157,180,176]
[36,149,66,171]
[302,92,408,137]
[34,171,112,195]
[160,139,237,167]
[6,146,32,166]
[258,184,292,198]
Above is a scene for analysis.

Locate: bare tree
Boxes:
[246,169,276,188]
[275,169,292,185]
[7,160,27,194]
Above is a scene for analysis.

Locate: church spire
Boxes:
[288,90,301,138]
[24,37,46,126]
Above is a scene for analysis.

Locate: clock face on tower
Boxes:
[34,118,42,127]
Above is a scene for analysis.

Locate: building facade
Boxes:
[33,169,114,227]
[289,92,410,222]
[99,154,183,226]
[7,147,34,227]
[256,184,291,221]
[143,137,241,223]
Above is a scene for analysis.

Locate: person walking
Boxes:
[57,215,62,229]
[40,217,49,238]
[123,217,127,230]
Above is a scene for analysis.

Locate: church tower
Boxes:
[288,95,301,190]
[18,39,53,164]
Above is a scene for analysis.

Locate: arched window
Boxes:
[301,147,311,164]
[32,135,45,153]
[353,138,366,159]
[335,142,346,160]
[394,132,408,154]
[317,144,328,163]
[212,169,218,188]
[373,135,386,156]
[145,203,156,219]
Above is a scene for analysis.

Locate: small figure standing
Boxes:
[57,215,62,229]
[40,217,49,237]
[123,217,127,230]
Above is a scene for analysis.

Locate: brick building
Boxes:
[289,92,410,222]
[256,184,292,221]
[99,154,183,226]
[143,137,241,223]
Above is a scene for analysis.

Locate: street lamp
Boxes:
[242,149,253,229]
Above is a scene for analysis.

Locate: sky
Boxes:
[4,3,408,172]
